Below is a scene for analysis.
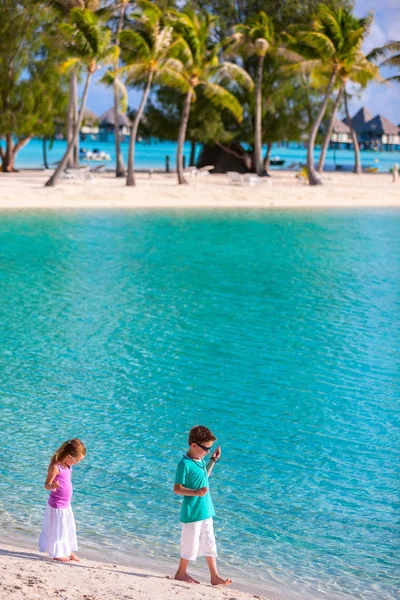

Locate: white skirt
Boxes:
[39,504,78,558]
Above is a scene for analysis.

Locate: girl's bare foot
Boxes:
[70,553,80,562]
[174,572,200,584]
[53,557,70,562]
[211,576,232,586]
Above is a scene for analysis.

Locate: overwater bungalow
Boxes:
[330,118,353,148]
[363,115,400,150]
[97,108,131,143]
[343,107,400,151]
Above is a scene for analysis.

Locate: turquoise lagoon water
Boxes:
[0,210,399,599]
[14,137,400,172]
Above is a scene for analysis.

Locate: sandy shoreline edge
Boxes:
[0,170,399,210]
[0,540,271,600]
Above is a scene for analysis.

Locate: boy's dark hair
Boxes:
[188,425,217,445]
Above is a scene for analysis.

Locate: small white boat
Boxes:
[80,148,111,161]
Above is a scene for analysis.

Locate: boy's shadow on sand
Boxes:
[0,548,164,579]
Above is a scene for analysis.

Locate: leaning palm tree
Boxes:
[317,83,343,173]
[114,1,187,186]
[232,11,276,176]
[45,8,117,187]
[340,55,379,173]
[285,6,373,185]
[318,52,378,173]
[368,41,400,82]
[169,10,254,184]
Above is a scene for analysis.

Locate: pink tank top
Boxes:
[48,464,73,509]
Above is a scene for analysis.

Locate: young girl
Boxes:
[39,438,86,562]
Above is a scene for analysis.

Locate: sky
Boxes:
[85,0,400,126]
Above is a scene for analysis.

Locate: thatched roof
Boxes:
[83,108,99,124]
[332,118,351,134]
[364,114,399,136]
[343,107,373,133]
[99,108,131,127]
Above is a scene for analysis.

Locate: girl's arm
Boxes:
[44,464,60,492]
[207,446,221,476]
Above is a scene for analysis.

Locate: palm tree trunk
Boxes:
[66,71,75,169]
[177,90,193,185]
[72,70,79,167]
[264,142,272,176]
[3,134,14,172]
[43,137,49,169]
[114,4,126,178]
[254,55,264,176]
[307,69,337,185]
[66,68,79,168]
[45,71,93,187]
[126,72,154,187]
[1,134,31,172]
[343,86,361,174]
[317,86,343,173]
[189,140,196,166]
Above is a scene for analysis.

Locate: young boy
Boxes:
[173,425,232,586]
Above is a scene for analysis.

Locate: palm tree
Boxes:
[51,1,101,168]
[318,52,378,173]
[285,6,374,185]
[233,11,276,176]
[116,1,185,187]
[169,10,253,184]
[341,55,378,173]
[45,8,117,187]
[368,41,400,82]
[112,0,129,178]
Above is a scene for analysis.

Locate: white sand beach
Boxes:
[0,170,399,210]
[0,542,269,600]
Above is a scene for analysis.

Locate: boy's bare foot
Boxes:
[211,575,232,586]
[174,572,200,584]
[53,557,70,562]
[70,553,80,562]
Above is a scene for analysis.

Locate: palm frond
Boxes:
[120,30,151,62]
[70,8,100,55]
[201,82,243,122]
[214,61,254,90]
[168,37,194,67]
[381,53,400,67]
[155,67,190,93]
[154,27,173,59]
[367,40,400,62]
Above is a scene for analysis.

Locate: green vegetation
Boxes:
[0,0,392,186]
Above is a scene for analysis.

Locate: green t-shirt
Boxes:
[174,454,216,524]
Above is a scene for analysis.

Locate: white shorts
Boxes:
[180,517,217,561]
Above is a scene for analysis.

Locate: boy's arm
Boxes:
[44,464,60,492]
[173,484,208,497]
[207,446,221,476]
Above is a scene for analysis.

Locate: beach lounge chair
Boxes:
[227,171,247,185]
[61,167,95,183]
[243,174,263,186]
[90,164,106,173]
[198,165,214,177]
[183,166,199,177]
